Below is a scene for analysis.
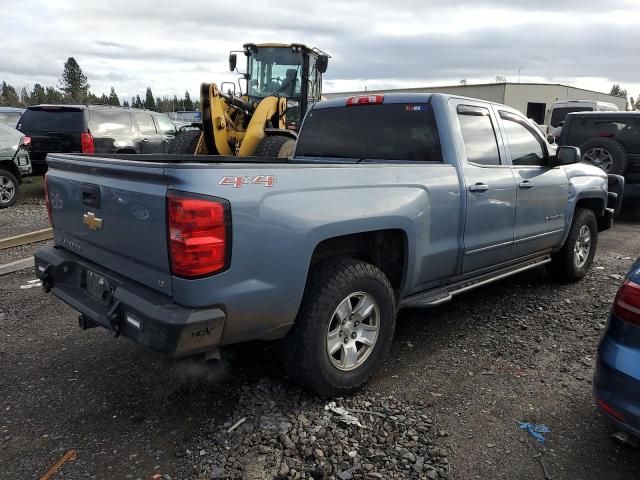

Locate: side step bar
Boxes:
[401,255,551,308]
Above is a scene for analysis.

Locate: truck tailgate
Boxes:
[46,155,172,295]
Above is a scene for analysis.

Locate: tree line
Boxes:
[2,57,638,112]
[609,84,640,111]
[0,57,199,112]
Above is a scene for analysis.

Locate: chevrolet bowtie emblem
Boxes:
[83,212,103,231]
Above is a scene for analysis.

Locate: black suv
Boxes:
[559,111,640,184]
[17,105,178,174]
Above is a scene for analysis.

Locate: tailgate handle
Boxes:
[81,184,101,208]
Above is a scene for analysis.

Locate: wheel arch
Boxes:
[575,196,605,217]
[308,229,408,299]
[559,195,605,248]
[0,161,21,184]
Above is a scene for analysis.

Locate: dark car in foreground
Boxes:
[594,258,640,437]
[17,105,178,174]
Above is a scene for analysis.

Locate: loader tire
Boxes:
[255,135,296,158]
[169,130,201,154]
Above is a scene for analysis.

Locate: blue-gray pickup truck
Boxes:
[35,93,624,396]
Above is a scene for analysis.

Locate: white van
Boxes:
[546,100,619,132]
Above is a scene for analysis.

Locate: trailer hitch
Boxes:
[36,264,52,293]
[106,300,122,338]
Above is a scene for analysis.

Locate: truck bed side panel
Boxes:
[165,163,461,345]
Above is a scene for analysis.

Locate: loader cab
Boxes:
[233,43,329,130]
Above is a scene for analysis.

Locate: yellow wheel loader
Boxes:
[172,43,329,158]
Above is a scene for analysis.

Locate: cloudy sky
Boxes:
[2,0,640,101]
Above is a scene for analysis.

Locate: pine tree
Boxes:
[131,96,136,108]
[59,57,90,102]
[45,87,64,104]
[609,84,628,99]
[172,95,179,112]
[32,83,47,104]
[122,99,130,108]
[0,81,20,106]
[108,87,120,106]
[184,90,194,111]
[144,87,156,111]
[19,87,30,106]
[635,96,640,111]
[134,95,143,108]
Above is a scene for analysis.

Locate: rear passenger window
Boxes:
[457,105,500,166]
[133,112,157,135]
[500,112,545,166]
[155,115,177,135]
[295,103,442,161]
[89,109,132,136]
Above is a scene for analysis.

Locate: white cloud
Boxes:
[1,0,639,100]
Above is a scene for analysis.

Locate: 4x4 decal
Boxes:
[218,175,276,188]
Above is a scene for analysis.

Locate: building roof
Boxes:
[325,82,618,98]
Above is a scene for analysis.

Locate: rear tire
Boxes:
[579,138,627,175]
[169,130,201,154]
[0,169,19,208]
[255,135,296,158]
[278,258,396,397]
[547,208,598,283]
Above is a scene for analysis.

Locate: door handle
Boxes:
[518,180,534,189]
[162,138,170,143]
[469,183,489,193]
[141,138,149,143]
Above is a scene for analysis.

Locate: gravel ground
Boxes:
[0,176,49,239]
[0,196,639,480]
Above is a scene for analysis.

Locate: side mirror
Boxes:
[228,54,237,72]
[316,55,329,74]
[550,146,581,167]
[547,134,556,144]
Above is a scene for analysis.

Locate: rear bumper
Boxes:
[34,245,225,357]
[593,334,640,438]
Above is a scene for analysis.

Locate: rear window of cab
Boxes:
[296,103,442,161]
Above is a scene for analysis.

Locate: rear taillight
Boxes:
[44,173,53,226]
[612,279,640,325]
[167,192,230,278]
[346,94,384,106]
[81,132,95,154]
[20,136,31,148]
[596,398,626,422]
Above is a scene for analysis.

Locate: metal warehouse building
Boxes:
[324,82,627,125]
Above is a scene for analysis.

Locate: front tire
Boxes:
[547,208,598,283]
[0,169,19,208]
[278,258,396,397]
